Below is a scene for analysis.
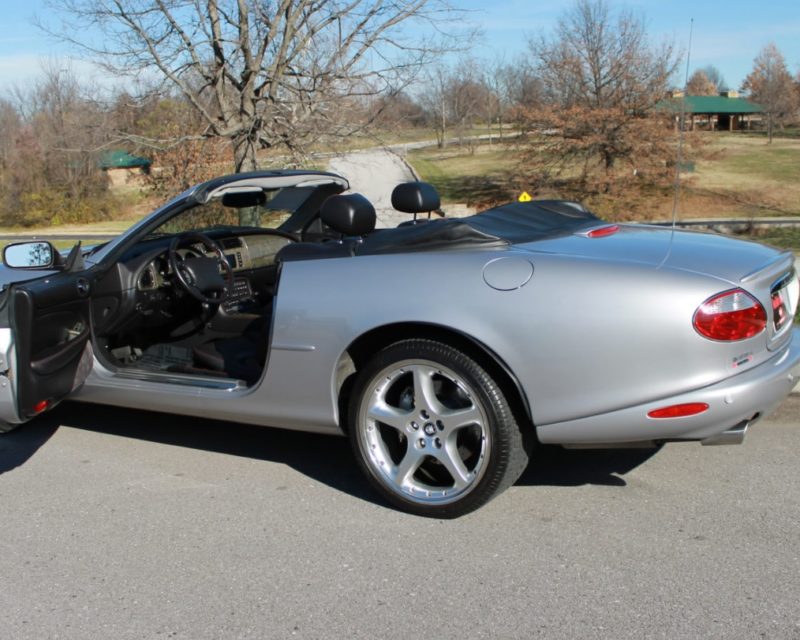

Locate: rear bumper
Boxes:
[537,328,800,445]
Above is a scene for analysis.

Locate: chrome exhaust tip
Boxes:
[701,419,749,446]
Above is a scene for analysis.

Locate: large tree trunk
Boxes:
[231,135,261,227]
[232,135,258,173]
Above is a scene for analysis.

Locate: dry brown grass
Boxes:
[680,134,800,217]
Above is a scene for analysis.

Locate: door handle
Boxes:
[76,278,91,297]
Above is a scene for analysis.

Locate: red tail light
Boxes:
[693,289,766,341]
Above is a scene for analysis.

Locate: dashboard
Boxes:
[136,233,292,293]
[91,230,297,346]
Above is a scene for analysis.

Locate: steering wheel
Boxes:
[168,232,234,305]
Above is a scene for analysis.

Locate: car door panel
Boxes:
[10,272,93,420]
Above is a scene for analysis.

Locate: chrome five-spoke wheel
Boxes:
[349,339,531,518]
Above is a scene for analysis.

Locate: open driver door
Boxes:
[0,241,94,432]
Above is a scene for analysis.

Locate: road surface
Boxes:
[1,396,799,639]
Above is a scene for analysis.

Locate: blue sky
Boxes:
[1,0,798,96]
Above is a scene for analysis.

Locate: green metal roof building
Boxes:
[658,94,763,131]
[98,150,152,187]
[98,150,152,170]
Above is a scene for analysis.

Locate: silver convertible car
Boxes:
[1,170,798,517]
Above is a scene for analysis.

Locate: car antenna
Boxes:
[671,18,694,230]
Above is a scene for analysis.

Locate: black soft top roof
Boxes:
[358,200,601,255]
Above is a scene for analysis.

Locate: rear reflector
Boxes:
[586,224,620,238]
[772,290,788,330]
[693,289,766,341]
[648,403,709,419]
[33,400,49,414]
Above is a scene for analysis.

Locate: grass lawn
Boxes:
[408,145,519,206]
[0,220,131,252]
[1,219,134,236]
[686,134,800,217]
[743,226,800,253]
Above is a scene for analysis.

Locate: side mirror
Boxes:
[3,241,57,269]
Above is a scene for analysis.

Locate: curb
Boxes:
[388,148,422,181]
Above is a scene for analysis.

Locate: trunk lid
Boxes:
[519,224,787,282]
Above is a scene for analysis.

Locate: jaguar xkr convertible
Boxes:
[1,170,798,517]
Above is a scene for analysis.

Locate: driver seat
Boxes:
[191,316,269,384]
[276,192,376,262]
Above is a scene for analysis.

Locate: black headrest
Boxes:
[391,182,441,214]
[320,193,376,236]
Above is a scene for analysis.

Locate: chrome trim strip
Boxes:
[271,343,316,352]
[112,369,246,390]
[771,269,795,293]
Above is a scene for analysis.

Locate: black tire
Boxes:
[348,339,531,518]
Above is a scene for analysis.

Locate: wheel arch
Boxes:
[336,322,534,435]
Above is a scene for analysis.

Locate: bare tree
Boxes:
[137,98,234,194]
[42,0,463,171]
[521,0,678,198]
[499,58,544,110]
[481,58,505,137]
[1,64,115,226]
[368,91,425,129]
[418,65,450,148]
[796,73,800,120]
[742,43,798,143]
[0,98,21,172]
[700,65,727,93]
[418,59,493,151]
[686,70,717,96]
[446,59,491,150]
[24,63,111,199]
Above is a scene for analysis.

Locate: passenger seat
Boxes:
[391,182,442,226]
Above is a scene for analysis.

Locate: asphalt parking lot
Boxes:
[1,397,799,639]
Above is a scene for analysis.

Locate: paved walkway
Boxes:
[327,149,418,228]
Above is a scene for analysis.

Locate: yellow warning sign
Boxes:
[518,191,532,202]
